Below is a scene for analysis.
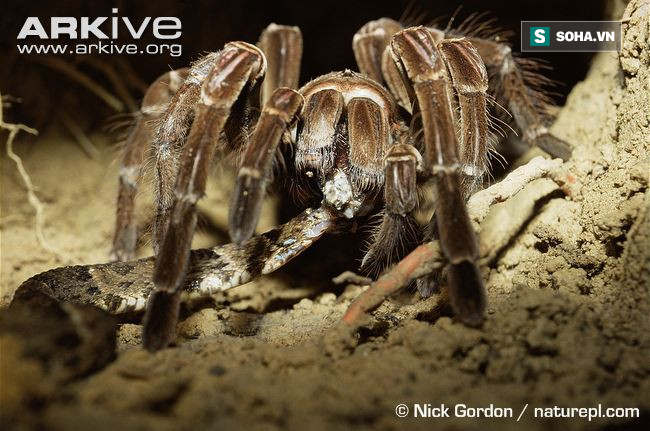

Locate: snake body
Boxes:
[13,207,337,315]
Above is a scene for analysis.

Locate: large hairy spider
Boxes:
[110,18,570,351]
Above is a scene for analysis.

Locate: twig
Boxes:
[57,110,101,159]
[1,91,68,260]
[81,57,139,112]
[114,56,149,94]
[32,56,125,112]
[332,271,373,286]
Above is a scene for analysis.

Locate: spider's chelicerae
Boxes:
[111,17,571,351]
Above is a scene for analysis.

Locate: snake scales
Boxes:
[12,207,337,315]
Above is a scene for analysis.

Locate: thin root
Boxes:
[1,92,71,261]
[32,56,125,112]
[57,110,101,159]
[332,271,373,286]
[81,57,139,112]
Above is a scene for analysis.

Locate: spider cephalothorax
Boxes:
[108,18,570,351]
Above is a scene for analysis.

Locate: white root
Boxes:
[467,156,564,226]
[1,92,69,260]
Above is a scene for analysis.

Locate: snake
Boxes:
[12,207,340,315]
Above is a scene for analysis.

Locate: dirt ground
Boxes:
[1,1,649,430]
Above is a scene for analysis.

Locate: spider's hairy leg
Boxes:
[229,87,304,243]
[361,143,422,276]
[469,37,572,160]
[143,42,266,351]
[152,54,218,254]
[353,18,421,112]
[438,38,490,194]
[391,27,485,327]
[112,68,188,262]
[381,41,414,113]
[258,24,302,104]
[353,18,403,85]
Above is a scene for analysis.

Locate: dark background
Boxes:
[2,0,608,129]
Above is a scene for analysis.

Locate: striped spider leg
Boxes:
[143,25,304,351]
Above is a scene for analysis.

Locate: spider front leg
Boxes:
[353,18,412,112]
[438,38,491,194]
[151,54,220,254]
[468,37,572,160]
[390,28,487,326]
[112,68,188,262]
[229,87,304,243]
[258,24,302,105]
[143,42,266,351]
[353,18,403,86]
[228,23,304,243]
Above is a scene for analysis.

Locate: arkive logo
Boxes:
[16,8,183,57]
[17,9,181,40]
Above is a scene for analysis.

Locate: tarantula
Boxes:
[110,18,570,351]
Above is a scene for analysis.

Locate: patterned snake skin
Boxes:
[13,207,338,315]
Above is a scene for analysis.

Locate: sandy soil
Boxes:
[1,1,649,430]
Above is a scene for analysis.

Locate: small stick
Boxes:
[81,57,139,112]
[114,56,149,94]
[32,56,125,112]
[332,271,373,286]
[57,110,100,159]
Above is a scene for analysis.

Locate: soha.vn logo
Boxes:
[530,27,550,46]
